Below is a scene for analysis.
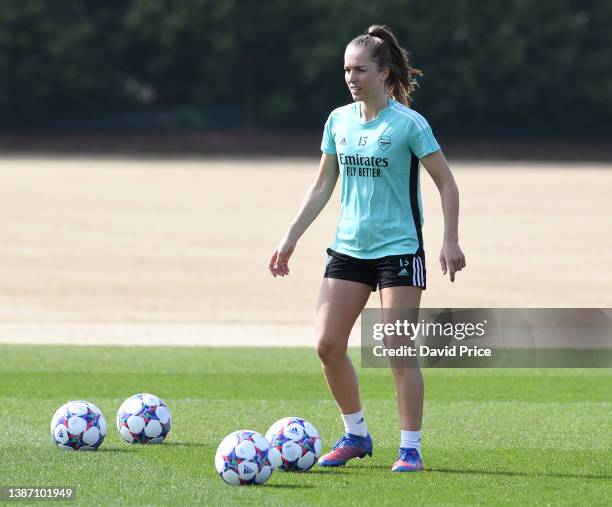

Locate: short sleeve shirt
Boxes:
[321,97,440,258]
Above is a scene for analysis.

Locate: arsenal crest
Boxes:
[378,135,391,151]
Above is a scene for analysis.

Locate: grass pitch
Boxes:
[0,345,610,506]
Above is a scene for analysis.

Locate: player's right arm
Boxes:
[269,153,339,277]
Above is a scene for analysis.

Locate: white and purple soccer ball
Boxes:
[215,430,275,485]
[265,416,322,471]
[50,401,106,451]
[116,393,171,444]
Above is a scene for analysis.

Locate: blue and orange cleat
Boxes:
[391,447,424,472]
[318,433,373,467]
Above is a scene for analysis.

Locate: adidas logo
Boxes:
[398,268,408,276]
[339,137,347,145]
[357,418,365,424]
[288,427,299,434]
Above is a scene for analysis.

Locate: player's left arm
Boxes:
[421,150,466,282]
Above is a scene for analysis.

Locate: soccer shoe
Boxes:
[391,447,424,472]
[318,433,373,467]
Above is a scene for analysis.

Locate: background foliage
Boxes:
[1,0,610,136]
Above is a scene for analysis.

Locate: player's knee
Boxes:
[390,361,421,378]
[316,336,346,364]
[390,365,407,377]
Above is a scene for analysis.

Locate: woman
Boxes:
[269,24,465,472]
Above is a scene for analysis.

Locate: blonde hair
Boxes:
[349,24,422,106]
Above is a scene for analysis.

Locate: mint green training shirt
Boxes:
[321,97,440,259]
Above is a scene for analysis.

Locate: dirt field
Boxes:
[0,157,610,345]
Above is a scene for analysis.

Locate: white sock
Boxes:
[400,430,421,452]
[341,410,368,437]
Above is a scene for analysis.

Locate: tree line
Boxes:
[0,0,609,136]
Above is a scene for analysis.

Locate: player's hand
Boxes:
[439,241,466,282]
[269,237,296,277]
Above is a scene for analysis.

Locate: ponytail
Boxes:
[348,24,422,106]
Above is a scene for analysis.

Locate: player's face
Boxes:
[344,45,388,102]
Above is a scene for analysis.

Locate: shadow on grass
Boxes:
[427,467,612,481]
[96,448,135,453]
[310,468,361,475]
[160,442,209,448]
[264,484,316,489]
[366,465,611,480]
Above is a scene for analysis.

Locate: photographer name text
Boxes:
[372,345,492,357]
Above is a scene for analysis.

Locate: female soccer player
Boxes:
[269,24,465,472]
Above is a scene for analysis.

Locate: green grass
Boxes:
[0,345,610,506]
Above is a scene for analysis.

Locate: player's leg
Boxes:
[315,277,373,466]
[315,278,370,413]
[379,285,425,471]
[379,286,424,429]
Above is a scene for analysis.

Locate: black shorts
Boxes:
[323,248,426,292]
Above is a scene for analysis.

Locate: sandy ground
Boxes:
[0,157,610,346]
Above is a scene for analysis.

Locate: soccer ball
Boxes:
[265,416,322,471]
[116,393,172,444]
[50,401,106,451]
[215,430,275,485]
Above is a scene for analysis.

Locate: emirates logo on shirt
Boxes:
[378,135,391,151]
[339,152,388,178]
